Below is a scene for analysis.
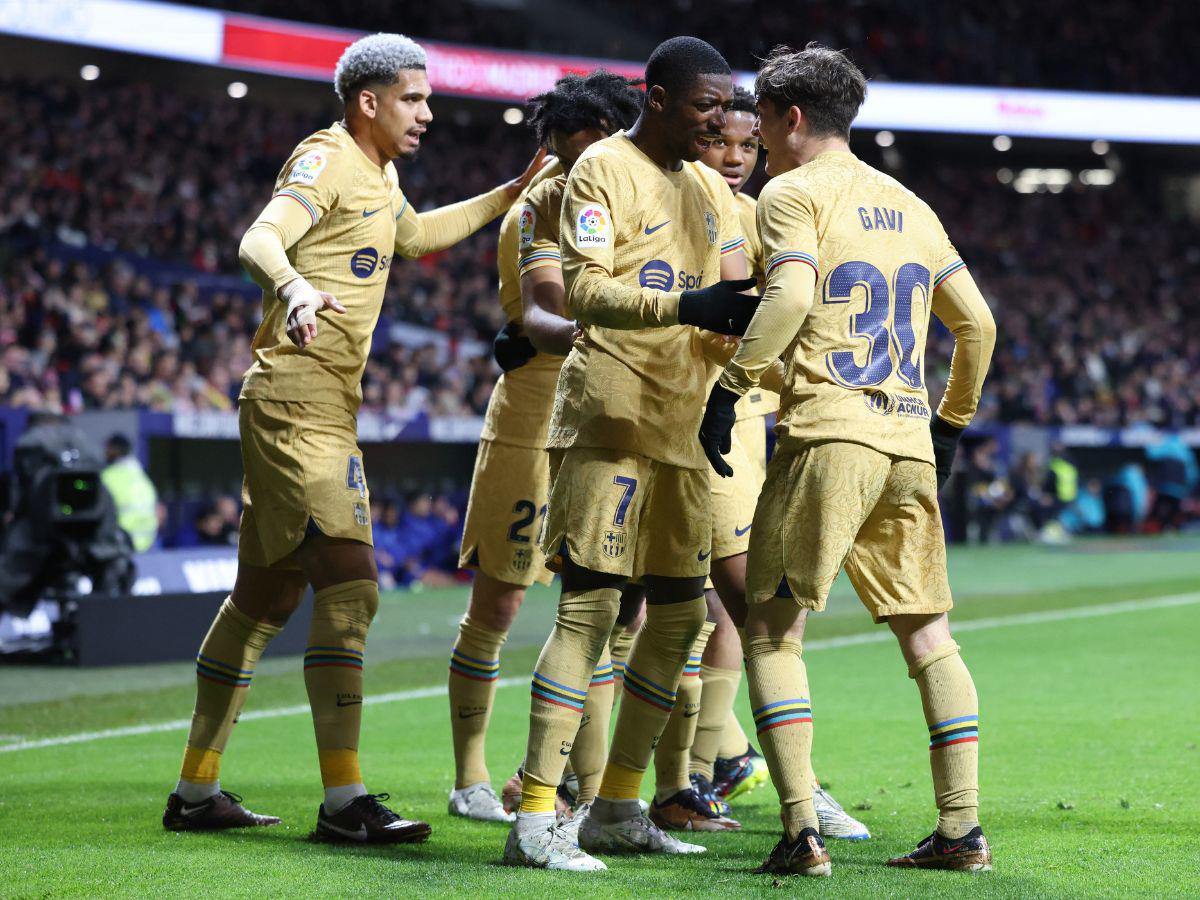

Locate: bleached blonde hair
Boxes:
[334,33,427,103]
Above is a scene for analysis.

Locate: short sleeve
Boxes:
[518,180,564,275]
[931,224,966,292]
[757,177,819,282]
[272,141,347,227]
[716,177,746,259]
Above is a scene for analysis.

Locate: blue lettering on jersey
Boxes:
[638,259,674,289]
[350,247,380,278]
[675,271,703,290]
[858,206,904,232]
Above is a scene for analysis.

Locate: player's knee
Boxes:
[311,578,380,643]
[467,575,525,631]
[555,586,620,658]
[616,583,646,626]
[643,574,706,605]
[230,567,307,627]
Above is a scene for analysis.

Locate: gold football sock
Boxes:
[601,596,706,801]
[180,597,280,784]
[570,648,615,806]
[718,625,751,759]
[304,579,379,789]
[745,635,816,839]
[654,620,714,800]
[448,614,507,789]
[608,621,636,712]
[690,663,741,780]
[521,587,619,813]
[911,640,980,839]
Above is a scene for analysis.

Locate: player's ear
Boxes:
[357,88,378,121]
[787,104,803,135]
[645,85,667,114]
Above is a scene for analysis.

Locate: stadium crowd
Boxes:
[176,0,1195,95]
[2,72,1198,558]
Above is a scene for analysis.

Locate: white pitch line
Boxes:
[2,592,1196,755]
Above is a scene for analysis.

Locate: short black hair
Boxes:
[755,43,867,139]
[729,85,756,116]
[106,433,131,456]
[526,69,645,148]
[644,36,730,97]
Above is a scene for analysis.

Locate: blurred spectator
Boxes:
[99,432,158,551]
[1061,478,1107,535]
[194,495,239,546]
[963,439,1013,544]
[1144,433,1199,531]
[1104,463,1151,534]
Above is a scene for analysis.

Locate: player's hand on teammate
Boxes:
[280,276,345,349]
[930,416,965,489]
[699,382,741,477]
[501,147,550,200]
[493,321,538,372]
[678,278,759,335]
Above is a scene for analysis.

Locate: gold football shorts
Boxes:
[238,399,372,568]
[709,415,768,561]
[458,438,554,587]
[746,440,952,622]
[541,446,711,580]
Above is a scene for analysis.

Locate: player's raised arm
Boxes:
[928,246,997,486]
[393,148,548,259]
[517,189,579,356]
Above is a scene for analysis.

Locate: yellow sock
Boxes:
[523,588,619,798]
[448,614,507,788]
[304,579,379,788]
[601,597,705,800]
[654,620,713,800]
[180,597,280,783]
[745,635,815,839]
[570,648,614,806]
[597,761,643,802]
[518,774,560,815]
[911,641,980,839]
[690,663,741,780]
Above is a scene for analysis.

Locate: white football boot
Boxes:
[448,782,514,823]
[578,799,706,855]
[503,812,608,871]
[813,785,871,840]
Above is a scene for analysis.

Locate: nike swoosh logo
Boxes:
[457,710,486,719]
[179,803,211,816]
[697,549,712,561]
[644,220,670,235]
[336,699,363,707]
[321,821,368,840]
[683,710,699,718]
[734,523,752,536]
[362,208,384,218]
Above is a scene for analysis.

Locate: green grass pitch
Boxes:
[2,538,1198,897]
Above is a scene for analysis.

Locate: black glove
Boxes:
[493,321,536,372]
[699,382,741,477]
[678,277,759,336]
[930,416,964,490]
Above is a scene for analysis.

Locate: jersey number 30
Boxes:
[822,260,930,389]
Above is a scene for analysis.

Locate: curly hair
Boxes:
[334,33,427,104]
[525,69,645,148]
[730,85,756,116]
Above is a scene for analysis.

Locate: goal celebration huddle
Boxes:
[163,30,997,878]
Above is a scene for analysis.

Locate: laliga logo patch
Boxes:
[350,247,379,279]
[576,204,610,248]
[517,205,536,249]
[704,211,718,245]
[638,259,674,290]
[287,152,327,185]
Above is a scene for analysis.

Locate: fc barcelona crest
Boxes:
[602,529,626,559]
[704,211,718,245]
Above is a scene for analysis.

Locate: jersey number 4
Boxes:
[823,261,930,389]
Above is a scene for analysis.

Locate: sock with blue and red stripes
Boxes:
[520,587,619,813]
[569,648,615,805]
[304,579,379,807]
[448,614,506,789]
[745,634,815,839]
[910,640,980,839]
[177,596,280,801]
[600,596,706,802]
[653,619,714,801]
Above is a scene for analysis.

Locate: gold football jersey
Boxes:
[241,123,509,411]
[728,191,779,422]
[482,169,567,449]
[734,151,990,463]
[552,132,745,470]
